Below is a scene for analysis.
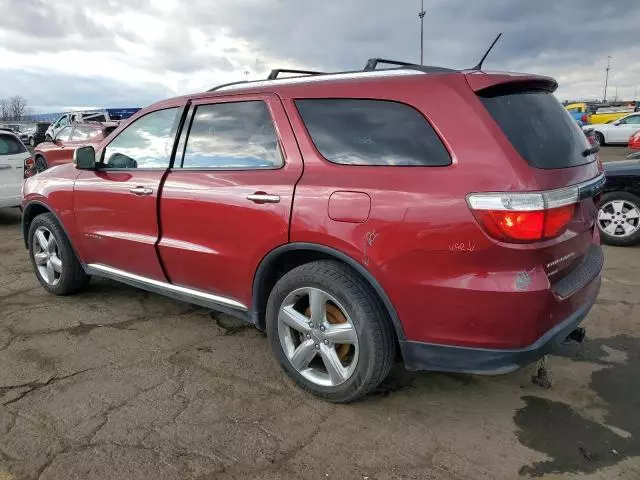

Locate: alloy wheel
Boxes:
[32,226,62,286]
[598,200,640,238]
[278,287,359,387]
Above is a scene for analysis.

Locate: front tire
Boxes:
[597,192,640,246]
[595,131,605,146]
[28,213,89,295]
[266,260,395,403]
[35,155,48,173]
[29,137,35,147]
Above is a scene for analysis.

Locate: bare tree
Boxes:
[0,99,9,121]
[8,96,27,120]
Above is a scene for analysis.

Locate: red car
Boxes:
[31,122,118,175]
[21,60,604,402]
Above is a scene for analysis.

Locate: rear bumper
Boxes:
[400,276,600,375]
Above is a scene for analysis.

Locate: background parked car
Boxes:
[32,122,118,175]
[598,159,640,245]
[45,110,118,141]
[584,112,640,145]
[0,130,30,208]
[628,130,640,158]
[17,124,37,147]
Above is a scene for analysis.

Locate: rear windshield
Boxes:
[0,134,27,155]
[479,91,592,169]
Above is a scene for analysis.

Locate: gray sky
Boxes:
[0,0,638,113]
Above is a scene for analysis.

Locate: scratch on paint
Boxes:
[363,230,379,266]
[449,241,476,253]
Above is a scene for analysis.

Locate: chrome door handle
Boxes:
[247,193,280,203]
[129,186,153,195]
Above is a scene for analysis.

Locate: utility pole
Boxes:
[603,55,611,102]
[418,0,426,65]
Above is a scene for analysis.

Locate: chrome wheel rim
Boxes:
[278,287,359,387]
[33,227,62,286]
[598,200,640,238]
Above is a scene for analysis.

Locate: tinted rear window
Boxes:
[0,134,27,155]
[296,99,451,166]
[479,91,591,169]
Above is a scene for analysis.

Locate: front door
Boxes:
[157,95,303,307]
[73,105,184,280]
[611,114,640,143]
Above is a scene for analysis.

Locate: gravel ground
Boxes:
[0,149,638,479]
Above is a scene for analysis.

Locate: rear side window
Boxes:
[71,126,92,140]
[0,134,27,155]
[181,101,282,169]
[479,91,591,169]
[295,99,451,166]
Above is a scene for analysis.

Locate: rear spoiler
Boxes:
[464,71,558,96]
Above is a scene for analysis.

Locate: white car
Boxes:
[584,112,640,145]
[0,130,29,209]
[45,110,113,141]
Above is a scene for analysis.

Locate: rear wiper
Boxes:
[582,146,600,157]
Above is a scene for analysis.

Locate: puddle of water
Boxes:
[515,335,640,476]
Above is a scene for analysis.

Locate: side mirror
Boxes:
[74,146,96,170]
[613,120,621,126]
[51,138,60,145]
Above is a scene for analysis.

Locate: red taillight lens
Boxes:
[24,157,34,178]
[475,206,575,242]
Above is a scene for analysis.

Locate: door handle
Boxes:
[129,186,153,195]
[0,164,11,170]
[247,193,280,204]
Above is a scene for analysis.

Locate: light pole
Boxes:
[603,56,611,102]
[418,0,426,65]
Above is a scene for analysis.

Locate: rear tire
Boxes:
[597,192,640,246]
[266,260,395,403]
[29,137,35,147]
[28,213,90,295]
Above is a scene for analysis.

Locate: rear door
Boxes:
[611,114,640,143]
[157,94,303,307]
[474,80,602,280]
[73,105,184,280]
[0,133,28,206]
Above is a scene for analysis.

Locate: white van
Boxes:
[45,111,114,141]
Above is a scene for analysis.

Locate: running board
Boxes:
[85,263,249,318]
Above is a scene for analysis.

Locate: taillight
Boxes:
[24,157,34,178]
[468,189,578,243]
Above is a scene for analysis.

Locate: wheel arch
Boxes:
[251,243,406,342]
[22,201,77,254]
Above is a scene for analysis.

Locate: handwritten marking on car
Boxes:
[449,241,476,252]
[363,230,379,266]
[515,271,533,291]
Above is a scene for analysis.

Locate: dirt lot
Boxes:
[1,151,639,479]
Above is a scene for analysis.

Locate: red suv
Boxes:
[21,60,604,402]
[30,122,118,175]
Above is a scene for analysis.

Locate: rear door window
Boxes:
[479,91,591,169]
[55,127,73,141]
[180,101,282,169]
[295,99,451,166]
[0,133,27,155]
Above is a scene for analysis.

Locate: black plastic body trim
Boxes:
[22,200,74,251]
[552,244,603,299]
[401,278,600,374]
[251,243,406,341]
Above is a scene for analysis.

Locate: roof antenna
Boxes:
[470,33,502,71]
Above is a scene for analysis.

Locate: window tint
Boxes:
[181,101,282,169]
[58,116,69,126]
[85,114,106,122]
[103,108,179,169]
[479,91,591,169]
[55,127,73,141]
[0,133,27,155]
[295,99,451,166]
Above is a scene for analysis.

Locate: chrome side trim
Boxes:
[86,263,248,311]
